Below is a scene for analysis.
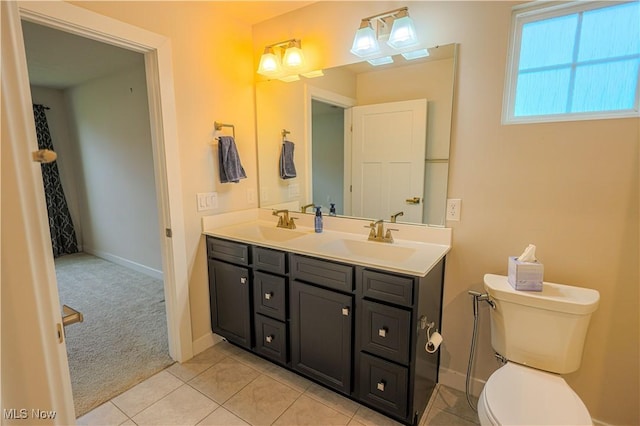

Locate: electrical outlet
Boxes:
[446,198,461,221]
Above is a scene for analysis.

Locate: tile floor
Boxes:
[77,340,480,426]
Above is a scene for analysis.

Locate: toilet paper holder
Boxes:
[419,315,442,353]
[419,315,438,340]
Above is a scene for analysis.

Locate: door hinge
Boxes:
[165,228,172,238]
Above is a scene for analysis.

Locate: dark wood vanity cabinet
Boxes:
[355,262,445,423]
[206,235,445,426]
[207,238,252,349]
[289,254,355,394]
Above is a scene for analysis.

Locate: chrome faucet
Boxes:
[300,203,315,213]
[273,209,297,229]
[390,211,404,223]
[366,219,398,243]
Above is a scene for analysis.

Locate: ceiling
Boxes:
[21,2,314,89]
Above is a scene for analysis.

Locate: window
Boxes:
[503,1,640,124]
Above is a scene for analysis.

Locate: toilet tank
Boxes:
[483,274,599,374]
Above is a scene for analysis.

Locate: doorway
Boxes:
[311,99,346,214]
[22,20,174,417]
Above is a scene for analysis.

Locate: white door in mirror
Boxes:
[352,99,427,223]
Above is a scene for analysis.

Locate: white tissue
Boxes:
[517,244,537,263]
[425,332,443,353]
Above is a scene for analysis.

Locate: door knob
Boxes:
[62,305,83,327]
[405,196,421,204]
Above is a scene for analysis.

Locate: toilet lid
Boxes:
[483,363,592,426]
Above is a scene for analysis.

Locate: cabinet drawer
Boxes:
[254,314,288,365]
[358,352,408,419]
[361,300,411,365]
[253,246,286,274]
[290,254,353,293]
[253,271,286,321]
[207,237,249,266]
[361,269,413,307]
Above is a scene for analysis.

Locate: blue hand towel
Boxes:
[218,136,247,183]
[280,140,297,179]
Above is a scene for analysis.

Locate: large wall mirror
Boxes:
[256,43,457,227]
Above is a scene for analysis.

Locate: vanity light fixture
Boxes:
[387,8,419,49]
[282,39,305,68]
[257,46,282,76]
[351,20,381,57]
[257,38,306,77]
[350,7,421,61]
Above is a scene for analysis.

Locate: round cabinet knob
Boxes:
[342,307,350,316]
[240,277,247,284]
[264,292,273,300]
[378,327,387,338]
[377,381,386,392]
[265,335,273,343]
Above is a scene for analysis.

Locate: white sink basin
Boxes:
[320,238,417,263]
[230,224,308,243]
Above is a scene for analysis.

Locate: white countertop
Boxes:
[202,209,451,277]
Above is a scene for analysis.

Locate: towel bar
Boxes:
[214,121,235,139]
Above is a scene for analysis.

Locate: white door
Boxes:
[1,1,75,423]
[351,99,427,223]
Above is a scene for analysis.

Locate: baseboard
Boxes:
[438,366,485,397]
[192,331,224,356]
[83,247,163,280]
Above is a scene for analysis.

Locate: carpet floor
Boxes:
[55,253,174,418]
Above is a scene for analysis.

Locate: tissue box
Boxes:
[508,256,543,291]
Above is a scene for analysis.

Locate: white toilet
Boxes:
[477,274,600,426]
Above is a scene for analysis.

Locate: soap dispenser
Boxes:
[314,206,323,233]
[329,203,336,216]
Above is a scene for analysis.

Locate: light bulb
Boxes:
[257,47,281,76]
[387,13,419,49]
[283,41,305,68]
[350,20,381,57]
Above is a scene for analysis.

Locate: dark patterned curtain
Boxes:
[33,104,78,257]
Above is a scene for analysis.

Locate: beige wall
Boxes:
[74,2,638,424]
[66,64,163,273]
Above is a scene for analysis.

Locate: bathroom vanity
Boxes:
[203,210,450,425]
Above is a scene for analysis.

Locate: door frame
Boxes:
[304,85,356,213]
[17,1,193,363]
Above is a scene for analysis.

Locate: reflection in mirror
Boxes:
[256,43,457,226]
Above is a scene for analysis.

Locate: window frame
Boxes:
[502,0,640,125]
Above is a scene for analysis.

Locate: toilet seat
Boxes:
[478,363,592,426]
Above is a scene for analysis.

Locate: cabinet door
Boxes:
[208,259,252,349]
[290,281,353,394]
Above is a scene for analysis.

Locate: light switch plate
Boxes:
[197,192,218,211]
